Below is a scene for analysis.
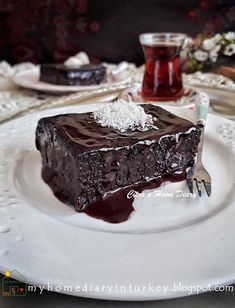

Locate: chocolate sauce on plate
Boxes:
[36,105,199,224]
[84,172,186,223]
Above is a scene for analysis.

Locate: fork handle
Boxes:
[197,92,210,127]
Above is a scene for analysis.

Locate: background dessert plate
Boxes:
[183,72,235,120]
[183,72,235,93]
[0,104,235,300]
[12,67,131,93]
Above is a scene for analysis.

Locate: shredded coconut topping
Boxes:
[93,100,158,132]
[64,52,89,67]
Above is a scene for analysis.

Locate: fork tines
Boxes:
[186,167,211,197]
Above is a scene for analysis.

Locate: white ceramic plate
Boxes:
[0,104,235,300]
[12,67,131,93]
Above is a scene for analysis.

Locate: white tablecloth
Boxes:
[0,60,235,123]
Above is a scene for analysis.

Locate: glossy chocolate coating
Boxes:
[40,63,107,86]
[37,105,197,153]
[35,105,200,223]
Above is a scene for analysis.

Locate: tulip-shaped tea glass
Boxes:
[139,33,187,101]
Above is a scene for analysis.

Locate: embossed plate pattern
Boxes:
[0,104,235,300]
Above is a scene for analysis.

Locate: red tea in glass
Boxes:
[139,33,187,101]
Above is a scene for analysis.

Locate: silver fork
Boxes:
[186,93,211,197]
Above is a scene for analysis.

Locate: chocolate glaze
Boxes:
[37,105,197,154]
[84,172,186,223]
[36,105,200,222]
[40,63,107,86]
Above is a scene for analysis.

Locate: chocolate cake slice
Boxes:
[35,103,200,217]
[40,63,107,86]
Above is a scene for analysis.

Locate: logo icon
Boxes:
[1,270,27,296]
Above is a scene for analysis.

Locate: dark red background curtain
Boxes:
[0,0,234,64]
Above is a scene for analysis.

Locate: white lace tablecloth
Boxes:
[0,60,235,123]
[0,60,144,123]
[0,61,53,123]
